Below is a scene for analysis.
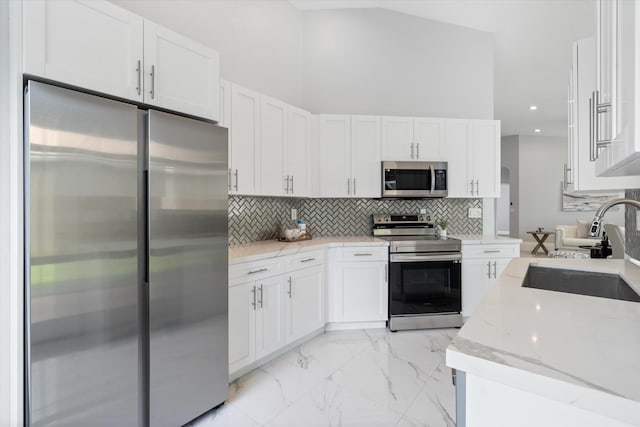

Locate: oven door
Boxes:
[382,161,447,198]
[389,252,462,316]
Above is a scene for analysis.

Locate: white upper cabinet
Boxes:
[319,115,381,198]
[446,119,500,198]
[230,83,260,195]
[594,0,640,176]
[567,37,639,191]
[143,21,220,120]
[24,0,220,121]
[24,0,144,101]
[286,106,311,197]
[351,115,382,198]
[319,115,352,197]
[381,116,446,161]
[259,96,287,196]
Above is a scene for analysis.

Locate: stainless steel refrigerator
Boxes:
[25,81,229,426]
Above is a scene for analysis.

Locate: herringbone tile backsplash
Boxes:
[229,196,483,245]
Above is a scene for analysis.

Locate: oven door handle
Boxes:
[390,253,462,263]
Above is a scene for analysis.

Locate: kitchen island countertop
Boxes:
[446,257,640,425]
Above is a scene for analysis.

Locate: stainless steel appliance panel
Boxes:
[382,161,448,198]
[26,81,140,426]
[147,110,228,426]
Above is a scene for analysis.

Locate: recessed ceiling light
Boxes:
[534,128,542,133]
[529,105,538,111]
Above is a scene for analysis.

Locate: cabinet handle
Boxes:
[251,286,257,311]
[589,94,595,161]
[347,178,351,195]
[475,180,479,195]
[258,284,264,308]
[591,90,613,161]
[287,276,292,299]
[228,168,232,192]
[290,176,294,194]
[284,175,290,193]
[483,250,501,253]
[248,267,268,275]
[470,180,475,195]
[385,264,388,283]
[136,60,141,95]
[150,65,155,99]
[353,178,356,195]
[353,253,373,256]
[492,261,497,279]
[234,169,239,191]
[416,142,420,159]
[486,261,491,279]
[410,143,415,159]
[300,257,316,263]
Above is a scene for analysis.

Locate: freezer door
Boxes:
[25,81,140,426]
[147,110,228,426]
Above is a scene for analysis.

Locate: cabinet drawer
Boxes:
[341,247,388,262]
[286,250,324,271]
[462,244,519,259]
[229,257,284,284]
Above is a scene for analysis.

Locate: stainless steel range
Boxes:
[373,214,463,331]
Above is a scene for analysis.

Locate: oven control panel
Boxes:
[373,213,431,224]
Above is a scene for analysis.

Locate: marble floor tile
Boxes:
[194,328,458,427]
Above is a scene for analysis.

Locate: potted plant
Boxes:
[438,219,449,238]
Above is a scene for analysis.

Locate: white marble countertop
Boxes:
[450,234,523,244]
[446,257,640,425]
[229,236,389,264]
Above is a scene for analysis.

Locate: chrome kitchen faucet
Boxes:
[589,198,640,237]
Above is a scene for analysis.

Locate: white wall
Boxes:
[0,1,23,425]
[302,8,494,118]
[113,0,306,107]
[501,136,519,237]
[517,135,624,240]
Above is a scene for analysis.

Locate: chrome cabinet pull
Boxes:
[258,284,264,308]
[353,253,373,257]
[287,277,292,298]
[284,175,290,193]
[475,180,479,195]
[353,178,357,195]
[150,65,155,99]
[492,261,497,278]
[591,90,614,161]
[234,169,239,191]
[416,142,420,159]
[136,60,141,95]
[290,176,294,194]
[251,286,256,310]
[248,267,268,275]
[228,168,232,191]
[483,250,501,253]
[589,95,595,161]
[486,261,491,278]
[300,257,316,263]
[410,143,414,159]
[470,180,475,195]
[384,263,388,283]
[347,178,351,195]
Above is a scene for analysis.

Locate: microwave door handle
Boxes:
[430,164,435,194]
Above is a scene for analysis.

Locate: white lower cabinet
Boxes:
[328,247,388,324]
[229,251,324,376]
[461,243,519,317]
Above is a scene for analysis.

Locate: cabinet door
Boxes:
[219,79,231,128]
[285,266,324,343]
[230,84,260,195]
[24,0,144,101]
[413,118,446,161]
[381,116,413,160]
[471,120,500,197]
[319,115,351,197]
[255,276,286,359]
[341,261,388,322]
[143,21,220,121]
[461,259,493,317]
[287,106,311,197]
[228,283,256,373]
[596,0,617,145]
[445,119,472,197]
[351,115,382,198]
[260,96,287,196]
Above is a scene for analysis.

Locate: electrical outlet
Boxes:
[420,208,427,214]
[468,208,482,218]
[291,208,297,221]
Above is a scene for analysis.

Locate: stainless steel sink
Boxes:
[522,265,640,302]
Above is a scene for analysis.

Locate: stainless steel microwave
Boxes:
[382,161,448,198]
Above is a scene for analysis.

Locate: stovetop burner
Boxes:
[372,213,460,252]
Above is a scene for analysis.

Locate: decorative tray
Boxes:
[278,235,313,243]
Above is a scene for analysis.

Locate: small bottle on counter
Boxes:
[297,219,307,237]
